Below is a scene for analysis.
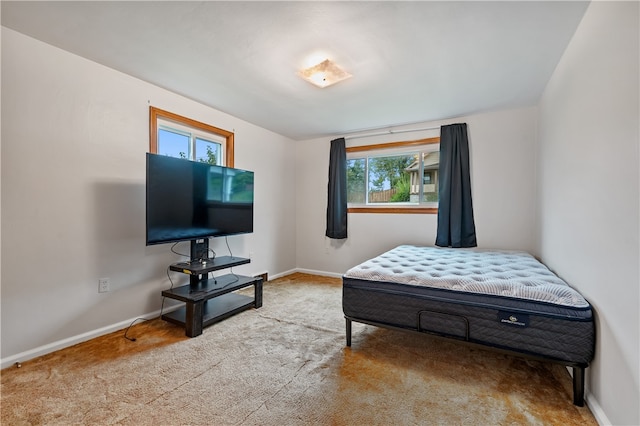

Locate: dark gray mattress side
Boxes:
[343,277,595,364]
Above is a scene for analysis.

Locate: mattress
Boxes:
[343,245,595,364]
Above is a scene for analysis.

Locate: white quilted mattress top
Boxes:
[344,245,589,308]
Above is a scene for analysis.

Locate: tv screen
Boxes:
[146,153,254,245]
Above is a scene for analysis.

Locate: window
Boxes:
[346,137,440,214]
[149,107,235,167]
[157,124,224,165]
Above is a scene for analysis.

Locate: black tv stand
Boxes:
[161,256,262,337]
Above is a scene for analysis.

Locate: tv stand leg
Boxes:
[254,278,263,308]
[185,301,204,337]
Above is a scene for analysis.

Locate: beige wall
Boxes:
[537,2,639,424]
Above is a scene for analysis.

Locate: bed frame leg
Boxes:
[346,318,352,347]
[572,366,585,406]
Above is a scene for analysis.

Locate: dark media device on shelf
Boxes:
[145,153,254,261]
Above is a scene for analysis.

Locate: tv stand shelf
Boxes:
[162,256,262,337]
[169,256,250,276]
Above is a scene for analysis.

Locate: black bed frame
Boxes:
[344,315,588,407]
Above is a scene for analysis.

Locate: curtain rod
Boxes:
[343,125,440,140]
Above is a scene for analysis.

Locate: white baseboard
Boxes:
[0,308,173,370]
[294,268,343,279]
[262,268,342,280]
[266,268,298,280]
[585,392,611,426]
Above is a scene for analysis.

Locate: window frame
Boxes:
[149,106,235,167]
[346,136,440,215]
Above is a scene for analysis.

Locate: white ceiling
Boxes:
[1,1,589,141]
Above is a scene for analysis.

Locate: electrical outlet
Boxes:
[98,278,110,293]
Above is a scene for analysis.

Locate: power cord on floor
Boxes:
[123,265,181,342]
[123,317,147,342]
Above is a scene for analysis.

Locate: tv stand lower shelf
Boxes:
[161,274,262,337]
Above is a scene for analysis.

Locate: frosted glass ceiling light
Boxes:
[298,59,351,88]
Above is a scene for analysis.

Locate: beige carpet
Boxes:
[1,273,597,425]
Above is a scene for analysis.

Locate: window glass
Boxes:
[195,137,220,165]
[156,122,223,165]
[422,151,440,202]
[346,137,440,213]
[158,128,190,159]
[367,153,415,204]
[347,158,366,204]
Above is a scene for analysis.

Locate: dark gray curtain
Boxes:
[326,137,347,239]
[436,123,477,248]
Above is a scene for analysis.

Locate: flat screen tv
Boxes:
[146,153,254,248]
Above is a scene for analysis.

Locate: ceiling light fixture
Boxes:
[298,59,352,88]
